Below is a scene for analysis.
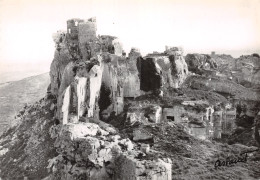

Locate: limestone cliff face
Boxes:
[56,62,75,119]
[123,48,141,98]
[138,48,188,94]
[168,51,189,88]
[185,53,217,74]
[50,31,71,96]
[98,54,127,120]
[50,23,191,124]
[49,18,130,123]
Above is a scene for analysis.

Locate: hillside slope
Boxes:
[0,73,50,134]
[0,99,57,179]
[0,100,260,180]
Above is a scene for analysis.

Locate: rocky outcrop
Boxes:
[208,54,260,88]
[48,122,172,180]
[51,21,190,130]
[56,59,102,122]
[210,54,235,71]
[50,31,71,96]
[49,17,125,98]
[98,54,128,120]
[185,53,217,74]
[123,48,142,98]
[184,75,260,101]
[137,47,188,94]
[237,55,260,69]
[49,17,128,125]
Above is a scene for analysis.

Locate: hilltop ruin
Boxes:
[0,17,260,180]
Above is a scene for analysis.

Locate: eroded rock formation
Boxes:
[137,47,188,95]
[185,53,217,74]
[2,17,260,180]
[46,17,176,179]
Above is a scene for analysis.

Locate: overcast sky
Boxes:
[0,0,260,71]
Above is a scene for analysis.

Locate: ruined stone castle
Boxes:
[1,16,260,180]
[44,17,260,179]
[49,17,244,142]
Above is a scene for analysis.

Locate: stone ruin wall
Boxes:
[125,99,237,140]
[162,105,213,140]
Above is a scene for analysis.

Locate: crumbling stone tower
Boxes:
[67,18,84,41]
[50,17,129,124]
[66,18,98,61]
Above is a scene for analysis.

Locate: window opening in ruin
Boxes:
[167,116,175,121]
[68,28,71,34]
[75,21,78,26]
